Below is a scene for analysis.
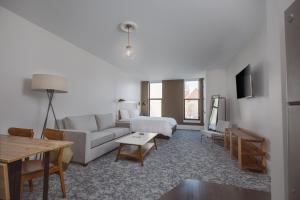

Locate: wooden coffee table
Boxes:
[115,132,158,166]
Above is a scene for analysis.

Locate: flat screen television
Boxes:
[236,65,253,99]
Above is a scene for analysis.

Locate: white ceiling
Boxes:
[0,0,266,80]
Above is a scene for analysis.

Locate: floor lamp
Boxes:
[32,74,68,138]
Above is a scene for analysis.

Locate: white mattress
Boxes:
[119,116,177,137]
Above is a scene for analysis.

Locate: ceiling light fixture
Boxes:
[120,21,138,59]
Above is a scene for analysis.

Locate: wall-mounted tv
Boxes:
[236,65,253,99]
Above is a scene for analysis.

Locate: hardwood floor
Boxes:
[160,179,271,200]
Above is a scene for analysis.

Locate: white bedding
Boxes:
[119,116,177,137]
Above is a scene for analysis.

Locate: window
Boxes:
[149,82,162,117]
[184,80,200,120]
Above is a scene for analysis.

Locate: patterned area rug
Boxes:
[23,130,270,200]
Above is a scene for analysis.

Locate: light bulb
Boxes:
[125,45,133,57]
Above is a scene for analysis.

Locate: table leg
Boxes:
[153,137,157,150]
[224,132,227,149]
[229,132,233,159]
[238,138,243,169]
[43,151,50,200]
[8,159,22,200]
[138,145,144,166]
[115,144,123,162]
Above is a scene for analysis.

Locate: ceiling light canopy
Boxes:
[120,21,138,59]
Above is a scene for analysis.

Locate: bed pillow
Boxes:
[120,109,130,120]
[129,109,140,118]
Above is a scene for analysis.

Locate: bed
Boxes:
[117,101,177,138]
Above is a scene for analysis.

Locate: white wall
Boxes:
[0,6,140,135]
[266,0,294,199]
[204,68,227,127]
[226,28,271,152]
[225,0,295,199]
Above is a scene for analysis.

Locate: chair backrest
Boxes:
[8,127,34,138]
[43,128,64,141]
[216,120,230,133]
[43,129,65,165]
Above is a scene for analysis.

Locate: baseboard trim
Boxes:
[177,124,204,131]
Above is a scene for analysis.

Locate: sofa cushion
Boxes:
[63,115,98,132]
[57,119,64,129]
[107,127,130,139]
[120,109,130,120]
[95,113,115,130]
[129,109,140,118]
[90,130,115,148]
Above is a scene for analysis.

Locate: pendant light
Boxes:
[120,21,138,59]
[125,25,133,57]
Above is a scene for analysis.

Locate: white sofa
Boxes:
[58,113,130,165]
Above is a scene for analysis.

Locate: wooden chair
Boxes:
[8,127,35,192]
[0,163,10,200]
[8,127,34,138]
[20,129,67,198]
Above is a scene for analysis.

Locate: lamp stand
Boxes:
[41,89,59,139]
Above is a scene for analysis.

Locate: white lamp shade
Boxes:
[32,74,68,93]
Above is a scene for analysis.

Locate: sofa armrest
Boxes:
[61,129,91,164]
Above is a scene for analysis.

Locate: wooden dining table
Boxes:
[0,134,73,200]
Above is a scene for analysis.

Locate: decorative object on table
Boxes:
[119,21,138,59]
[32,74,68,137]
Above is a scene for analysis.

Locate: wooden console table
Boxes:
[224,128,266,173]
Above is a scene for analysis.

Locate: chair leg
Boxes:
[28,180,33,192]
[20,177,24,200]
[59,169,66,198]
